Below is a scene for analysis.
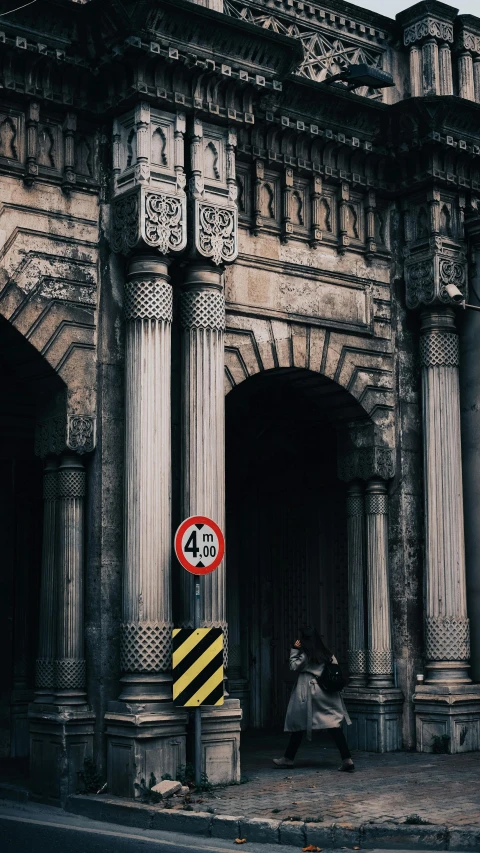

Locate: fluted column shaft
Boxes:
[180,263,227,664]
[54,454,86,705]
[438,43,453,95]
[409,46,422,97]
[365,478,393,687]
[347,481,367,687]
[422,38,439,95]
[473,57,480,103]
[420,308,470,683]
[458,51,475,101]
[121,255,174,702]
[35,458,58,701]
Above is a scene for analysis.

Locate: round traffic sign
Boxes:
[174,515,225,575]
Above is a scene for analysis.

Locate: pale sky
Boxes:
[355,0,479,17]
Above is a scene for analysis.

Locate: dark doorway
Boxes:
[0,317,63,761]
[226,368,363,730]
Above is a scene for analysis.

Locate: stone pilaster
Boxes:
[422,38,440,95]
[474,57,480,102]
[54,454,87,706]
[365,478,394,688]
[419,308,470,684]
[346,481,367,687]
[179,263,227,650]
[120,254,174,702]
[34,458,58,703]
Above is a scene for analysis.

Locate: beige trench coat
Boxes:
[284,648,351,740]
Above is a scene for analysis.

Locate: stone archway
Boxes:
[0,316,65,763]
[225,367,374,730]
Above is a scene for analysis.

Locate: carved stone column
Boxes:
[180,263,227,642]
[420,309,470,684]
[439,43,453,95]
[120,254,174,702]
[414,307,480,752]
[365,478,394,688]
[54,454,87,705]
[422,38,439,95]
[409,45,422,97]
[346,481,367,687]
[106,253,188,797]
[458,51,475,101]
[34,458,58,703]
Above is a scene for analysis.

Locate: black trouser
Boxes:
[284,727,351,761]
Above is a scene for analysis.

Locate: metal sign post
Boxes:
[174,515,225,789]
[194,580,201,787]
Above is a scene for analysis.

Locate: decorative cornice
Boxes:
[404,17,454,46]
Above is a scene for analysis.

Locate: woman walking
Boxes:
[273,626,354,771]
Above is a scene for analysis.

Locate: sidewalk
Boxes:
[2,733,480,849]
[65,732,480,850]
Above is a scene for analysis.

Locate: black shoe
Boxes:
[338,759,355,772]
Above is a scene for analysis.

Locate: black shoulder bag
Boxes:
[315,658,346,693]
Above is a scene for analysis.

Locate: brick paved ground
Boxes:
[188,732,480,826]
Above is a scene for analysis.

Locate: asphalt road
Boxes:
[0,801,471,853]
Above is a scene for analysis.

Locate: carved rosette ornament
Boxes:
[195,200,238,266]
[405,253,467,309]
[111,187,187,257]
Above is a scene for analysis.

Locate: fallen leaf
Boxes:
[354,847,360,850]
[302,846,322,852]
[234,840,247,845]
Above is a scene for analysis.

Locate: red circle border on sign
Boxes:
[174,515,225,575]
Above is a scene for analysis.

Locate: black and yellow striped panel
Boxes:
[172,628,224,707]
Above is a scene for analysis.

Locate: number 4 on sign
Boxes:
[174,515,225,576]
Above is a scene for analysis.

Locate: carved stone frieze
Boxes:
[111,187,187,257]
[457,30,480,56]
[404,18,454,46]
[194,199,238,266]
[405,251,467,309]
[35,415,96,458]
[338,447,395,483]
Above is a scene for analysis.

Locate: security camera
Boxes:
[443,283,465,304]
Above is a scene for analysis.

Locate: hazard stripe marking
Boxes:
[172,628,224,707]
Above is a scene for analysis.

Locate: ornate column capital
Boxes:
[35,414,96,458]
[338,447,395,483]
[111,107,187,258]
[188,119,238,267]
[124,254,173,323]
[405,250,467,309]
[403,17,454,46]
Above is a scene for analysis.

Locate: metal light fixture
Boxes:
[325,63,395,91]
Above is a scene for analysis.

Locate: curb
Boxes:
[65,795,480,850]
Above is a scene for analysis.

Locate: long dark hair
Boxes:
[299,626,332,664]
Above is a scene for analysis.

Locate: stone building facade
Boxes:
[1,0,480,803]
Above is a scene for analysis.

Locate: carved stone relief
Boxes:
[35,414,96,457]
[405,251,467,309]
[195,199,238,266]
[404,17,454,45]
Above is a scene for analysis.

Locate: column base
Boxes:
[188,698,242,785]
[28,702,95,804]
[414,683,480,753]
[227,678,250,729]
[105,701,188,798]
[343,686,404,752]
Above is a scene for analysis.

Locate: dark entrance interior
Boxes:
[226,368,366,730]
[0,317,63,763]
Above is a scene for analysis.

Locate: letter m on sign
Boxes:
[172,628,224,706]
